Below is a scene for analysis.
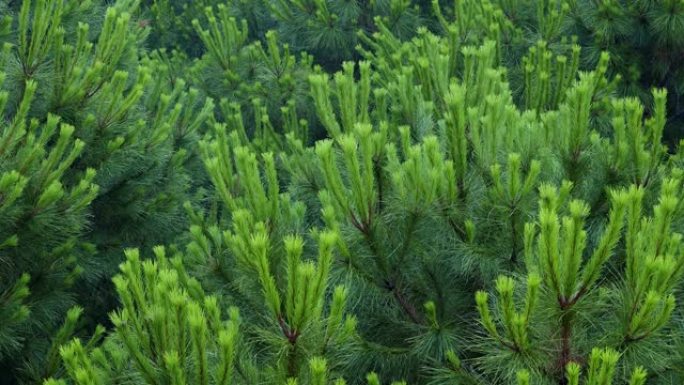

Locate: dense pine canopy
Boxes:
[2,1,684,385]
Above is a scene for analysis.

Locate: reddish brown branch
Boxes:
[277,316,299,344]
[385,280,423,324]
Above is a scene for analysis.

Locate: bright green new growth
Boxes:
[45,247,241,385]
[44,242,354,385]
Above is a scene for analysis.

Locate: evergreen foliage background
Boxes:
[2,0,684,385]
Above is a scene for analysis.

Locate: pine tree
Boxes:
[45,244,356,385]
[563,0,684,146]
[140,0,684,145]
[0,70,98,383]
[51,11,684,385]
[0,0,212,381]
[263,0,425,69]
[143,0,427,67]
[195,7,682,383]
[2,1,684,385]
[190,4,316,144]
[139,0,430,144]
[141,0,215,57]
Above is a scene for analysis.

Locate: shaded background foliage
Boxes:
[136,0,684,146]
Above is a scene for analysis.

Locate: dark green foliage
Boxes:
[564,0,684,146]
[143,0,426,70]
[141,0,219,57]
[264,0,424,69]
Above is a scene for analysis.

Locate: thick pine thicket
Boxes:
[3,1,684,385]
